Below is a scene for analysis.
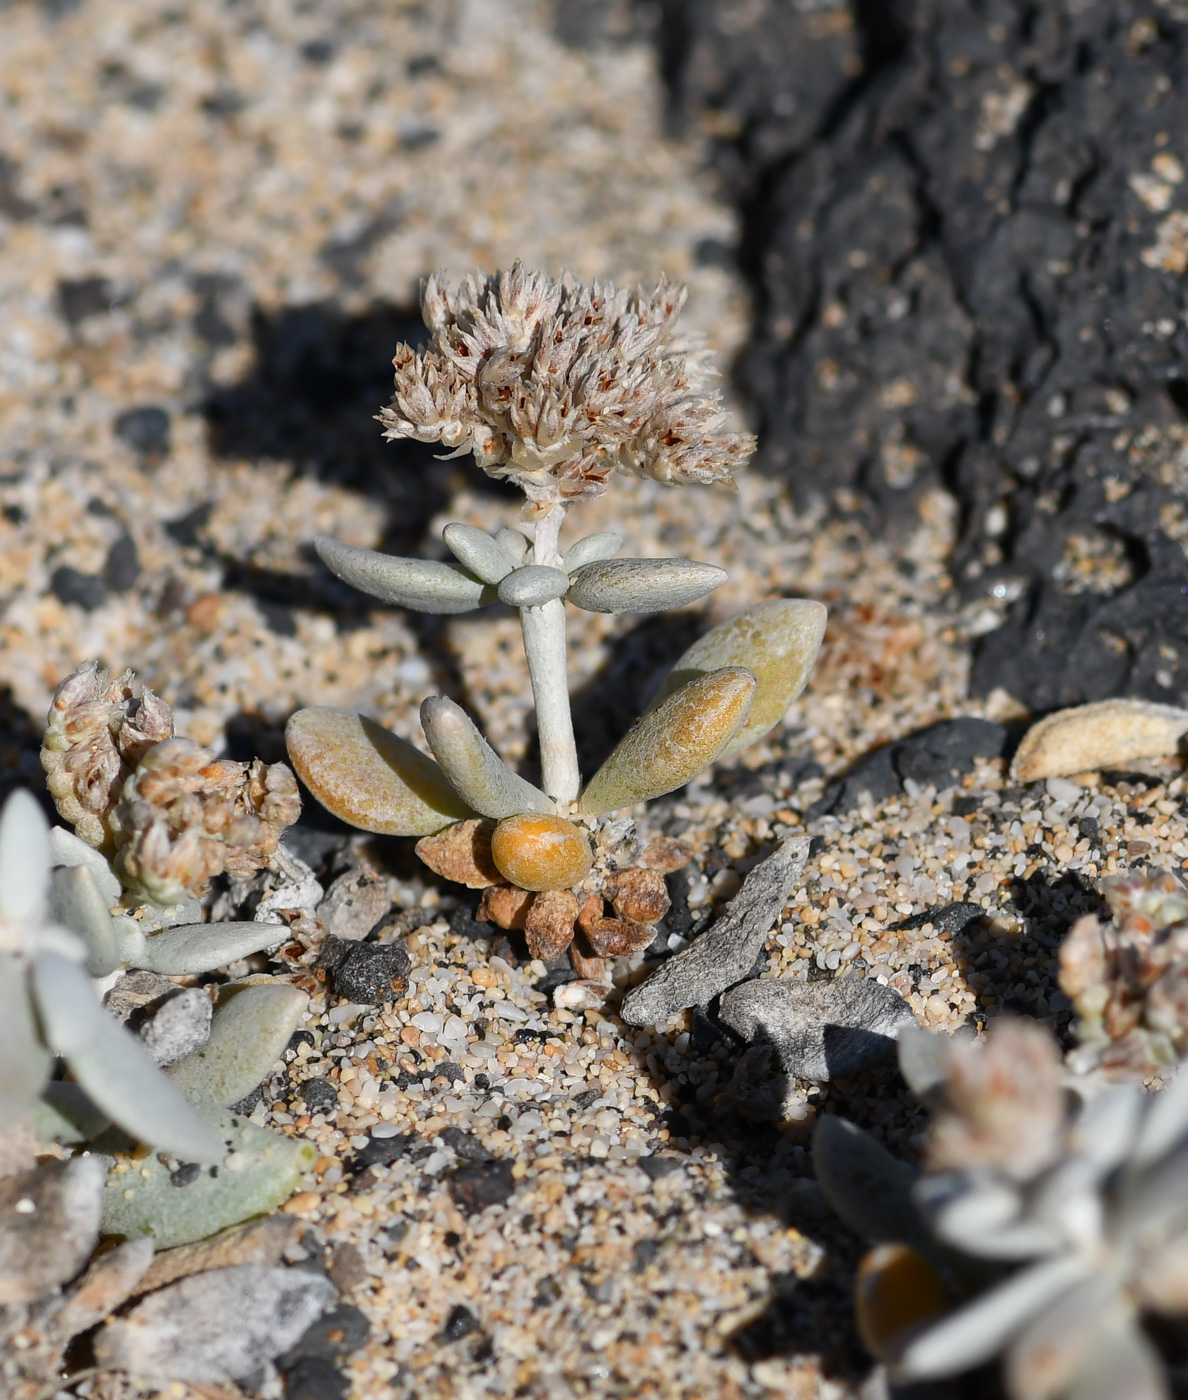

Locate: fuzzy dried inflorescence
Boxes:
[43,663,300,904]
[41,661,173,853]
[379,261,755,507]
[1061,868,1188,1082]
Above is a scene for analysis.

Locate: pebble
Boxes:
[0,1157,103,1305]
[321,937,411,1005]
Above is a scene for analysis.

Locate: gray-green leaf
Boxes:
[498,564,571,608]
[562,532,622,572]
[50,865,120,976]
[138,922,289,976]
[420,697,555,818]
[442,522,517,583]
[165,983,308,1109]
[315,534,494,614]
[566,558,727,614]
[0,953,51,1124]
[813,1115,929,1251]
[649,598,826,758]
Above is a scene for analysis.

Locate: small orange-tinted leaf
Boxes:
[415,819,499,888]
[578,667,756,816]
[854,1243,951,1361]
[490,814,594,892]
[285,708,472,837]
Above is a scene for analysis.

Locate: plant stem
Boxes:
[521,503,579,805]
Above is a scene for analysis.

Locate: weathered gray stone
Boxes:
[719,976,917,1083]
[620,836,810,1026]
[0,1156,103,1304]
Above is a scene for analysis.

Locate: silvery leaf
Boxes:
[94,1264,335,1382]
[0,789,50,924]
[498,564,571,607]
[315,534,494,614]
[562,531,622,571]
[112,914,147,966]
[442,522,517,583]
[32,1081,112,1144]
[166,982,308,1108]
[421,696,554,818]
[1004,1271,1128,1400]
[138,921,289,976]
[897,1024,957,1104]
[1062,1314,1168,1400]
[578,667,755,816]
[494,526,531,562]
[894,1255,1090,1381]
[31,950,222,1164]
[0,952,51,1124]
[813,1115,930,1252]
[1131,1063,1188,1170]
[919,1175,1062,1260]
[566,557,726,614]
[49,825,122,905]
[99,1107,317,1249]
[649,599,827,758]
[1072,1084,1144,1177]
[0,1156,103,1305]
[50,865,120,976]
[286,707,474,837]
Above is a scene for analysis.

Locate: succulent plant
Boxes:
[286,265,827,999]
[814,1019,1188,1400]
[1061,868,1188,1084]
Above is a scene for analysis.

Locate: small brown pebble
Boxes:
[638,837,694,873]
[585,916,657,957]
[607,867,670,924]
[477,883,533,930]
[576,893,605,934]
[524,888,579,959]
[569,940,613,982]
[415,818,500,888]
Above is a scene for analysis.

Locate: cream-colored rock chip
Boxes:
[285,708,473,837]
[1010,699,1188,783]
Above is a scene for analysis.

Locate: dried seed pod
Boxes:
[490,813,594,892]
[476,883,533,930]
[584,916,656,957]
[554,979,611,1011]
[579,667,756,816]
[638,836,694,873]
[415,819,500,888]
[286,708,471,837]
[524,888,579,959]
[607,868,670,924]
[315,534,494,614]
[648,599,827,759]
[1011,698,1188,782]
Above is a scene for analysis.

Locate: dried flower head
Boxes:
[113,738,301,906]
[40,661,173,853]
[1061,868,1188,1083]
[379,261,755,508]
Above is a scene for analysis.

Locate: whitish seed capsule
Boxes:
[490,814,594,892]
[578,667,756,816]
[854,1243,950,1360]
[648,599,827,759]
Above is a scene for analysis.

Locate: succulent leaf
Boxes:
[31,950,222,1163]
[0,789,50,924]
[98,1107,318,1249]
[420,696,555,818]
[498,564,571,608]
[562,531,622,572]
[49,825,122,905]
[165,983,308,1109]
[813,1115,932,1254]
[138,921,289,976]
[566,557,727,614]
[50,865,120,976]
[649,599,827,758]
[578,667,755,816]
[1003,1272,1129,1400]
[314,534,494,614]
[442,522,517,583]
[0,952,52,1123]
[494,526,531,562]
[286,707,474,837]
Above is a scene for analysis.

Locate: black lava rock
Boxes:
[450,1158,516,1216]
[655,0,1188,710]
[441,1126,490,1161]
[892,901,985,936]
[318,935,410,1004]
[299,1078,339,1114]
[50,566,107,610]
[103,534,140,592]
[114,405,171,456]
[346,1133,413,1173]
[58,276,115,324]
[442,1304,480,1341]
[281,1357,348,1400]
[281,1304,371,1364]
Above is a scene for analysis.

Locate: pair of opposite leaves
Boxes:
[286,597,827,837]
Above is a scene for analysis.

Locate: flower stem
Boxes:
[521,503,579,805]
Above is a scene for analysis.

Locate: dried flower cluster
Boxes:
[40,661,172,853]
[1061,869,1188,1083]
[379,261,755,507]
[42,663,300,905]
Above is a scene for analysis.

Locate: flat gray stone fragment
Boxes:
[620,836,810,1026]
[0,1156,103,1305]
[137,986,214,1066]
[719,976,917,1082]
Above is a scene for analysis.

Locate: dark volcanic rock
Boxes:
[450,1158,516,1215]
[657,0,1188,709]
[318,935,410,1004]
